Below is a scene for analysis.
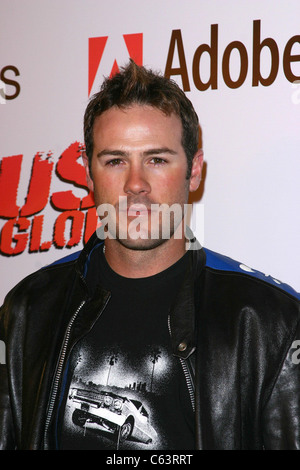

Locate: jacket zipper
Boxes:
[43,299,86,446]
[179,357,195,412]
[168,314,195,412]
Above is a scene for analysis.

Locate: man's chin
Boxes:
[115,236,170,251]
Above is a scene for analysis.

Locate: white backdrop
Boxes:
[1,0,299,303]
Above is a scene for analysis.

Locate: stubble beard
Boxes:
[114,235,170,251]
[96,182,190,251]
[99,202,187,252]
[115,208,185,251]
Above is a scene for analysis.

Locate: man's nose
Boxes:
[123,165,151,195]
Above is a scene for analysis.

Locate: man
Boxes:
[0,61,300,450]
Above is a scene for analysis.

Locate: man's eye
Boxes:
[150,157,167,165]
[106,159,123,166]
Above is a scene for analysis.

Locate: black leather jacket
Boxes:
[1,232,300,450]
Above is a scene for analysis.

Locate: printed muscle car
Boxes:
[69,387,157,444]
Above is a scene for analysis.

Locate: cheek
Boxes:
[92,173,121,199]
[153,171,188,197]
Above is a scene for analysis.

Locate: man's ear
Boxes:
[189,149,204,192]
[82,151,94,192]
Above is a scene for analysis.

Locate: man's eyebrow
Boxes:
[143,147,177,156]
[96,147,177,158]
[96,149,128,158]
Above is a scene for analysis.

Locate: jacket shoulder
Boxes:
[1,249,83,315]
[1,233,101,310]
[203,247,300,302]
[45,250,82,267]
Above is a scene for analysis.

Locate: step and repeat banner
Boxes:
[1,0,299,302]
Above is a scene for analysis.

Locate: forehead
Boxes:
[92,104,183,145]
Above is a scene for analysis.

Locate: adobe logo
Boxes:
[88,33,143,96]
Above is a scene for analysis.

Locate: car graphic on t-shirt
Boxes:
[68,387,157,444]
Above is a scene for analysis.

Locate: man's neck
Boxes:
[103,237,187,278]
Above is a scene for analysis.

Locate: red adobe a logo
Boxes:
[88,33,143,96]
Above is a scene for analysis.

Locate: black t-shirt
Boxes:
[59,245,195,450]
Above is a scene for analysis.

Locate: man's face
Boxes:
[84,104,202,251]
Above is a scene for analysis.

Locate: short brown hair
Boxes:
[84,60,199,177]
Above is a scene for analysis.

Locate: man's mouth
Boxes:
[116,197,156,218]
[127,204,150,217]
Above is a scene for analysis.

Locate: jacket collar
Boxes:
[75,231,104,281]
[169,244,206,359]
[75,231,206,359]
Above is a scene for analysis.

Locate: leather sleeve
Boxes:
[0,364,16,449]
[0,327,15,448]
[0,298,16,449]
[262,320,300,449]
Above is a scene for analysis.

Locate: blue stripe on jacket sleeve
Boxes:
[46,250,82,267]
[204,248,300,300]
